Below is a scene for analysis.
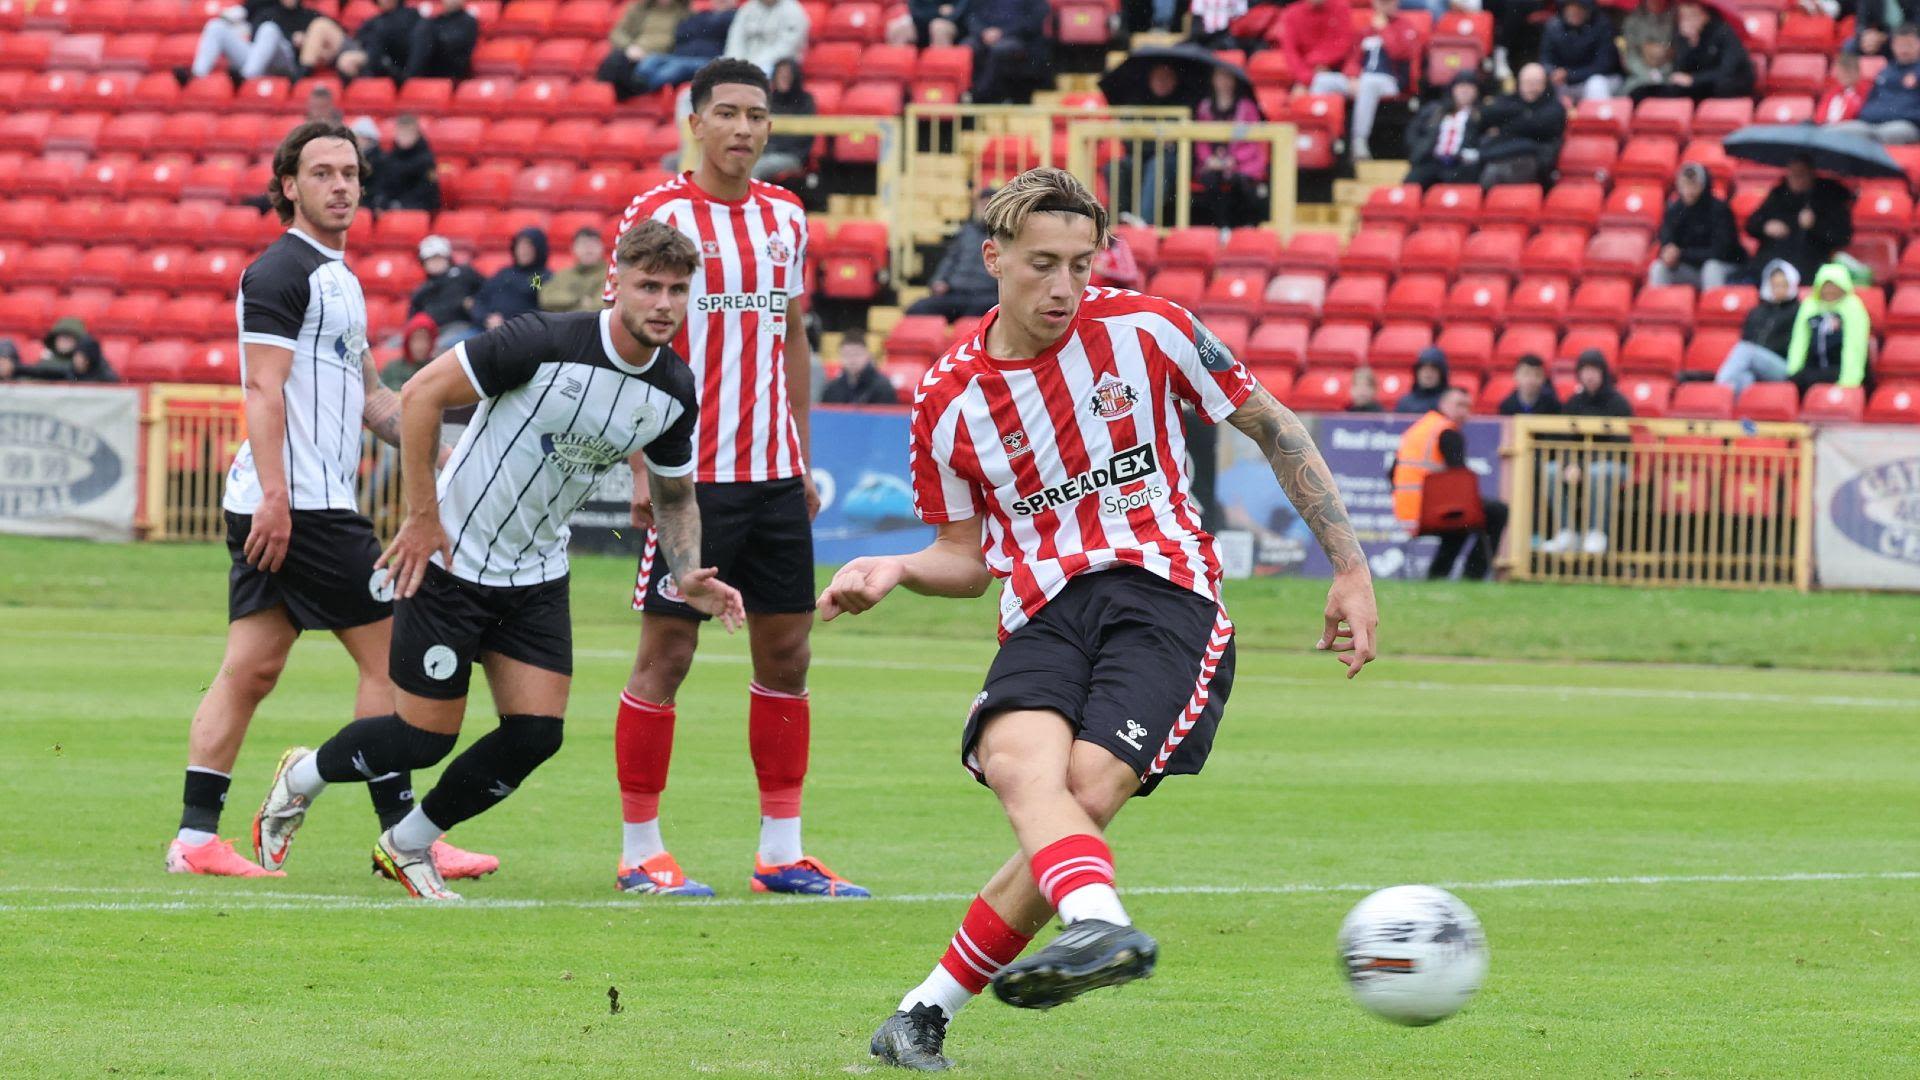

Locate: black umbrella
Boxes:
[1723,124,1907,179]
[1098,44,1252,110]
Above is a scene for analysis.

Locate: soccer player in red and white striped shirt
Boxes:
[819,169,1379,1070]
[602,59,866,899]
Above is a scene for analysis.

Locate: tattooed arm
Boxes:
[362,356,404,448]
[1225,384,1379,678]
[648,467,745,630]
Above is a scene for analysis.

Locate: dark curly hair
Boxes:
[266,120,369,226]
[689,57,770,113]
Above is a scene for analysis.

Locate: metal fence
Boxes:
[1507,416,1814,590]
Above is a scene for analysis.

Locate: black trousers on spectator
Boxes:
[1429,500,1509,581]
[596,49,644,100]
[1406,157,1482,188]
[1489,0,1545,67]
[906,290,997,319]
[971,38,1035,104]
[406,21,472,80]
[1192,171,1262,228]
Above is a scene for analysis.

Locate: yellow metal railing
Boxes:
[140,384,404,541]
[1507,416,1814,590]
[1065,119,1298,234]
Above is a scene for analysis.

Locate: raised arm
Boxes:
[817,517,990,620]
[1225,383,1379,677]
[239,343,294,571]
[648,466,745,630]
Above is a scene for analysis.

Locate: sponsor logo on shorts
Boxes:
[368,568,394,603]
[1009,443,1158,517]
[657,573,685,603]
[540,432,625,476]
[1086,374,1139,420]
[1117,718,1148,751]
[422,645,458,681]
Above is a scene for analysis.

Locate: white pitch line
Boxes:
[0,870,1913,914]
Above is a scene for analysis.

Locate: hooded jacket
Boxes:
[33,316,115,382]
[1674,15,1754,97]
[1786,263,1871,387]
[1741,258,1801,357]
[472,228,551,326]
[409,259,483,327]
[766,59,817,161]
[381,311,439,391]
[1745,174,1854,280]
[1499,376,1563,415]
[369,133,439,212]
[1657,184,1744,267]
[1858,57,1920,126]
[1395,351,1451,414]
[1564,355,1634,418]
[1277,0,1354,78]
[725,0,810,73]
[1541,3,1621,84]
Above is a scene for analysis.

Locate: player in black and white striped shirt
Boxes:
[251,220,745,900]
[167,121,493,881]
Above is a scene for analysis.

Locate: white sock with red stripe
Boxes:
[899,895,1033,1019]
[1032,833,1130,926]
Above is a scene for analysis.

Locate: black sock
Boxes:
[180,768,231,834]
[313,714,456,784]
[420,715,564,832]
[366,771,416,830]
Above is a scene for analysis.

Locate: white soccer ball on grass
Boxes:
[1337,885,1488,1026]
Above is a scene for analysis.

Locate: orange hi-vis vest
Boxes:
[1392,410,1456,524]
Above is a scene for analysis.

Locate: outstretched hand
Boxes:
[676,567,745,632]
[816,556,904,621]
[1317,571,1379,679]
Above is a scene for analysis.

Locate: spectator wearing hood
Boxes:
[821,338,899,405]
[1499,353,1562,415]
[336,0,421,81]
[404,0,479,81]
[1650,162,1744,288]
[1276,0,1354,92]
[1714,259,1804,395]
[1745,156,1854,280]
[1395,347,1452,413]
[1541,350,1633,556]
[598,1,691,99]
[1477,63,1567,186]
[408,235,483,339]
[1786,262,1873,392]
[381,312,439,391]
[1306,0,1420,162]
[472,228,551,330]
[540,228,611,314]
[1834,23,1920,143]
[367,114,439,212]
[1541,0,1622,103]
[907,188,999,319]
[1406,73,1484,187]
[31,318,117,382]
[1818,50,1871,124]
[757,58,816,181]
[726,0,809,74]
[1633,1,1753,100]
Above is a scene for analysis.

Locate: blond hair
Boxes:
[615,218,700,277]
[982,168,1110,249]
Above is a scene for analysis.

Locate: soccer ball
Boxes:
[1337,885,1489,1026]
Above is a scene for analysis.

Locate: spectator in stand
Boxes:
[1854,0,1920,56]
[757,59,816,181]
[408,235,483,340]
[281,0,349,74]
[1622,0,1674,65]
[1396,347,1452,413]
[597,1,691,101]
[1405,72,1484,187]
[1194,67,1269,226]
[0,339,20,381]
[1308,0,1421,162]
[726,0,810,75]
[1543,350,1634,556]
[1650,162,1744,288]
[1714,259,1803,394]
[336,0,421,82]
[1746,155,1855,279]
[1490,0,1548,83]
[1429,426,1508,581]
[1499,353,1563,414]
[969,0,1052,104]
[1349,367,1385,412]
[1477,63,1566,186]
[906,190,998,318]
[350,115,381,160]
[1276,0,1353,98]
[381,312,439,391]
[539,228,611,314]
[1632,0,1754,100]
[821,338,900,405]
[1390,385,1472,539]
[304,85,344,125]
[367,114,440,212]
[1541,0,1622,104]
[887,0,965,47]
[1834,24,1920,143]
[31,318,117,383]
[1818,50,1871,123]
[1189,0,1248,49]
[1621,35,1676,98]
[1786,262,1873,392]
[1118,62,1186,225]
[405,0,479,81]
[626,0,735,94]
[471,227,551,331]
[180,4,293,85]
[1091,230,1143,289]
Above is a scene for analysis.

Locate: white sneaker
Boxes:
[372,829,462,901]
[1582,530,1610,556]
[1353,138,1373,162]
[251,746,313,872]
[1540,530,1577,554]
[1493,47,1513,83]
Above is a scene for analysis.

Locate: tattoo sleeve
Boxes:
[362,359,404,448]
[648,469,702,581]
[1225,385,1367,575]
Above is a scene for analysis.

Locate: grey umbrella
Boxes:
[1723,124,1907,179]
[1098,44,1253,109]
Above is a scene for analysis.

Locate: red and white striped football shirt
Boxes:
[604,172,809,484]
[910,287,1256,638]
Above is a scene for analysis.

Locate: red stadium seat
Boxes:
[1557,135,1619,184]
[1475,373,1515,413]
[124,246,200,291]
[1370,324,1433,368]
[1619,328,1685,376]
[452,75,516,117]
[1400,227,1465,280]
[1617,374,1674,416]
[1384,273,1447,324]
[0,31,54,72]
[360,252,426,299]
[1737,382,1800,421]
[1359,183,1421,228]
[1557,327,1619,367]
[1158,228,1219,272]
[1584,230,1653,281]
[1540,181,1605,232]
[1146,268,1205,310]
[1306,323,1371,367]
[1631,284,1697,329]
[1199,269,1269,320]
[821,221,892,300]
[1431,10,1492,51]
[1261,274,1326,321]
[1339,229,1404,276]
[1055,0,1117,44]
[397,77,453,113]
[1245,320,1309,370]
[1670,382,1736,419]
[1878,333,1920,379]
[1458,226,1527,278]
[861,44,918,84]
[1375,367,1421,406]
[1568,278,1632,331]
[1765,54,1826,96]
[1288,94,1346,169]
[15,243,81,288]
[1680,137,1733,189]
[47,32,105,71]
[1218,228,1281,272]
[0,110,51,153]
[1274,232,1341,276]
[883,315,951,366]
[552,0,616,37]
[1495,324,1558,368]
[495,0,556,36]
[1754,92,1814,124]
[124,340,190,383]
[1685,328,1739,376]
[820,2,886,43]
[1435,323,1495,373]
[180,248,246,293]
[472,39,532,77]
[806,41,862,84]
[1520,230,1587,279]
[13,156,77,197]
[1598,184,1665,234]
[1697,285,1757,328]
[1614,136,1679,186]
[510,163,575,211]
[1570,97,1632,139]
[1420,183,1481,225]
[1856,183,1914,240]
[96,293,164,337]
[1446,275,1509,327]
[1631,97,1692,140]
[342,77,397,118]
[1866,382,1920,422]
[207,114,270,156]
[915,46,972,101]
[1798,384,1864,422]
[1692,97,1754,137]
[1481,184,1542,227]
[1322,275,1388,325]
[528,37,593,78]
[1287,367,1355,411]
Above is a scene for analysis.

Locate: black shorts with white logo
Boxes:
[961,566,1236,797]
[633,476,815,619]
[225,509,392,632]
[390,563,573,700]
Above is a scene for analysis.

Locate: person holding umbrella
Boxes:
[1195,66,1269,226]
[1307,0,1422,162]
[1742,155,1855,280]
[1832,23,1920,144]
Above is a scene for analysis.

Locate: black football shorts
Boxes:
[389,563,573,700]
[633,476,815,619]
[225,509,392,632]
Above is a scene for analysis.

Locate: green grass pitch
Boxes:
[2,536,1917,1077]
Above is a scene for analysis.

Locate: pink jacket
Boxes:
[1197,96,1269,181]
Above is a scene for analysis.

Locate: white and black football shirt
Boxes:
[441,310,698,587]
[224,228,370,515]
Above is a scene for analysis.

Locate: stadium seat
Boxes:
[914,46,972,101]
[1670,382,1736,419]
[1245,320,1309,370]
[858,44,917,85]
[1557,135,1619,184]
[1199,269,1269,321]
[1458,227,1527,279]
[123,340,189,383]
[1359,183,1421,228]
[449,163,517,208]
[1261,274,1326,321]
[1288,94,1346,170]
[1475,373,1515,413]
[1617,374,1674,417]
[883,315,951,369]
[1618,328,1684,376]
[1156,228,1218,273]
[1539,181,1604,230]
[1384,273,1447,325]
[360,253,425,299]
[1697,285,1757,328]
[1146,268,1205,311]
[1307,323,1371,367]
[1217,229,1281,273]
[1287,367,1355,412]
[1435,324,1495,374]
[510,163,575,211]
[95,293,164,337]
[396,77,453,113]
[1399,228,1464,281]
[1631,284,1697,329]
[1509,276,1572,326]
[1684,328,1739,377]
[552,0,616,37]
[1877,333,1920,379]
[1520,230,1587,279]
[472,39,532,77]
[13,156,76,197]
[1692,97,1754,138]
[1446,275,1509,327]
[1495,324,1558,368]
[529,41,595,79]
[820,220,891,300]
[1557,327,1619,367]
[14,243,80,288]
[820,1,885,42]
[1765,54,1827,96]
[1481,184,1541,227]
[1680,137,1733,189]
[0,110,51,153]
[1614,136,1679,186]
[46,33,104,71]
[1597,184,1665,234]
[0,31,53,72]
[1631,97,1692,140]
[1571,97,1631,139]
[181,248,246,293]
[1856,183,1914,241]
[1274,232,1341,276]
[183,340,242,385]
[1736,382,1800,421]
[1754,92,1815,125]
[1339,230,1405,276]
[1798,384,1864,422]
[452,75,516,117]
[1568,278,1633,332]
[1373,367,1419,405]
[1420,184,1482,225]
[1866,382,1920,422]
[1584,230,1653,281]
[1370,324,1433,368]
[1322,275,1388,325]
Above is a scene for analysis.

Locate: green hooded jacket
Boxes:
[1785,262,1870,387]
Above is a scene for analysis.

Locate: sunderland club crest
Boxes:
[1086,374,1139,420]
[765,235,792,265]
